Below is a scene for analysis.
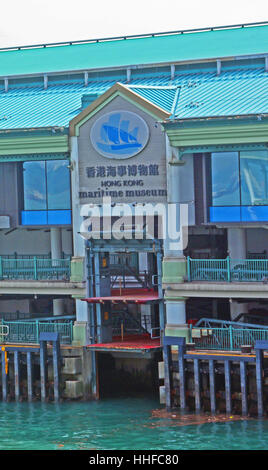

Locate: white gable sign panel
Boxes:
[77,95,167,204]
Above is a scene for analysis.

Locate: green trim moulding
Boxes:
[0,152,69,162]
[0,135,69,156]
[165,120,268,148]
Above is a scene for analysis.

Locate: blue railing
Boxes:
[0,320,73,344]
[190,326,268,351]
[187,257,268,282]
[195,317,268,329]
[0,257,71,281]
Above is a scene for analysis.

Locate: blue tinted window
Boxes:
[47,160,71,210]
[240,151,268,205]
[23,160,70,211]
[23,161,46,210]
[211,152,240,206]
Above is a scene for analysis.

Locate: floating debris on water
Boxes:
[149,409,253,427]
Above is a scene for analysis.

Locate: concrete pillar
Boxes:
[227,228,247,259]
[166,298,186,325]
[164,298,190,341]
[229,299,248,321]
[53,299,65,316]
[50,228,62,259]
[50,229,65,316]
[227,229,248,320]
[72,299,91,346]
[75,299,89,322]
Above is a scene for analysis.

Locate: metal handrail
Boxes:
[1,320,73,344]
[191,326,268,351]
[187,256,268,282]
[195,317,268,330]
[0,257,71,281]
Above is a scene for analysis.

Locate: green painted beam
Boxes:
[0,135,69,155]
[166,121,268,148]
[0,153,69,162]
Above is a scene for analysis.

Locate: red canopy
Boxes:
[82,288,161,304]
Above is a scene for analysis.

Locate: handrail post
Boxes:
[36,320,39,343]
[227,256,231,282]
[70,321,73,343]
[0,256,2,280]
[187,256,191,282]
[34,257,37,280]
[229,325,233,350]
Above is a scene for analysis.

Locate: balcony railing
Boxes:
[0,257,71,281]
[0,320,74,344]
[187,256,268,282]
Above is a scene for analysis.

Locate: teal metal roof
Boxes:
[1,23,268,77]
[173,68,268,119]
[0,68,268,130]
[127,85,178,112]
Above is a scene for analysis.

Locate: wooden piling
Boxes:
[1,349,7,401]
[52,341,60,402]
[39,340,47,402]
[194,358,201,411]
[240,360,248,416]
[178,343,186,410]
[209,359,216,414]
[255,349,264,417]
[27,351,33,402]
[14,351,20,401]
[224,360,232,414]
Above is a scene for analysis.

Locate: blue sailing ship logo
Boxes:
[90,111,149,159]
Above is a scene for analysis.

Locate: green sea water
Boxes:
[0,398,267,450]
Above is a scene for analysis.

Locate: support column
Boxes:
[178,340,186,410]
[53,299,65,316]
[1,348,7,401]
[163,343,173,410]
[209,359,216,414]
[165,297,190,341]
[156,251,165,339]
[194,358,201,411]
[94,252,102,343]
[51,228,64,316]
[50,227,62,259]
[240,361,248,417]
[224,360,232,414]
[256,349,264,417]
[27,351,33,402]
[229,300,249,322]
[228,228,249,319]
[40,340,47,402]
[227,228,247,259]
[53,341,60,402]
[162,136,189,342]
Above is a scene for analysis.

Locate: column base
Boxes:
[162,257,186,284]
[72,321,88,346]
[165,323,190,342]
